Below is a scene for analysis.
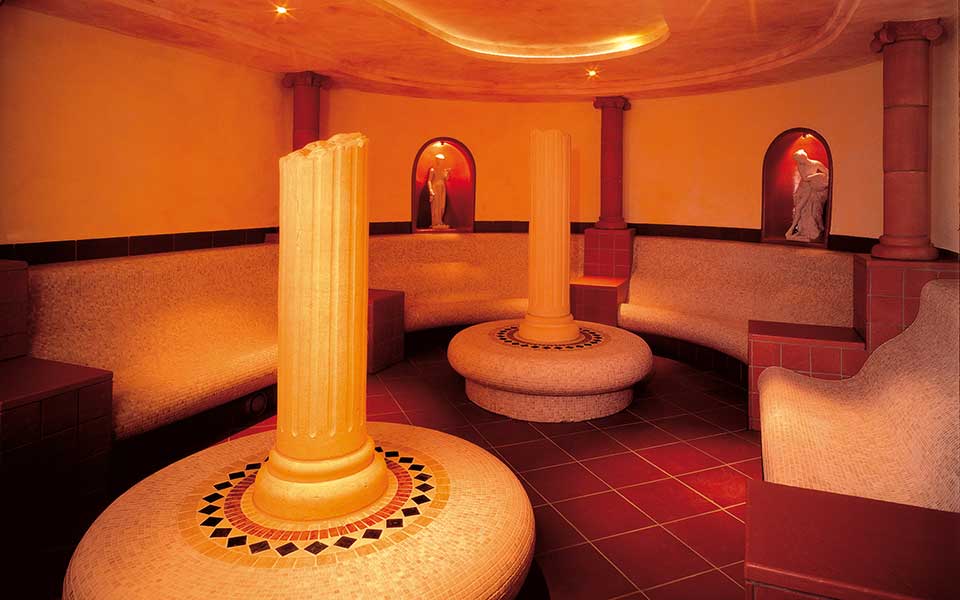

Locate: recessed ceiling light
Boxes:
[275,5,289,15]
[585,68,600,79]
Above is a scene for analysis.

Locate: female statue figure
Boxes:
[786,149,830,242]
[427,157,451,230]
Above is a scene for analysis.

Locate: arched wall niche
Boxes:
[411,137,476,233]
[761,128,833,248]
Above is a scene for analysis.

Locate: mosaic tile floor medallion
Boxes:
[64,423,534,600]
[181,444,447,564]
[493,324,607,351]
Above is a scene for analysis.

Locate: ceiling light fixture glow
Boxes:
[274,5,288,15]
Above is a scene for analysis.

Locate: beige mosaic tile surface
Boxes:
[64,423,535,600]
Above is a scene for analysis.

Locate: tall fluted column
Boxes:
[282,71,325,151]
[593,96,630,230]
[518,130,580,344]
[254,133,388,520]
[870,19,944,261]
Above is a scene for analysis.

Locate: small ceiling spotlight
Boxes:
[274,4,289,16]
[585,68,600,79]
[433,141,444,148]
[435,153,446,160]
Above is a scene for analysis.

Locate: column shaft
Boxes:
[518,130,580,344]
[594,96,630,230]
[282,71,325,151]
[871,19,943,261]
[254,133,388,521]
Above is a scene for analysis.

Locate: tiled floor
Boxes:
[227,330,760,600]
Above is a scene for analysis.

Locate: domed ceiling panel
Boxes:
[11,0,955,100]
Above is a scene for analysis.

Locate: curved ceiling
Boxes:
[11,0,955,100]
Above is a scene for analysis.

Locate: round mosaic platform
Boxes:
[64,423,534,600]
[493,324,606,350]
[449,319,653,422]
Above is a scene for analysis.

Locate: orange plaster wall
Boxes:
[624,63,884,238]
[327,65,886,238]
[0,6,289,244]
[930,16,959,253]
[323,89,600,223]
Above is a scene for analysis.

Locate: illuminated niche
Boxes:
[411,137,476,233]
[761,128,833,248]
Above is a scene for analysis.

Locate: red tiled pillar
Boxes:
[593,96,630,230]
[281,71,325,151]
[870,19,944,261]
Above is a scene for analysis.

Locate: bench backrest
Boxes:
[28,244,279,372]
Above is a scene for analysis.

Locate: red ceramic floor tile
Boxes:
[554,491,654,540]
[695,406,748,432]
[595,527,711,589]
[437,425,490,448]
[651,415,726,441]
[376,361,422,379]
[645,569,744,600]
[605,422,679,450]
[389,388,450,412]
[404,405,468,429]
[550,429,629,460]
[637,443,721,475]
[679,467,748,507]
[629,397,688,420]
[729,458,763,480]
[366,394,401,416]
[589,410,644,429]
[582,452,667,488]
[725,504,747,522]
[496,438,573,472]
[619,479,716,523]
[704,383,748,406]
[721,562,745,586]
[533,505,585,555]
[475,420,545,446]
[523,463,610,502]
[658,390,730,413]
[520,478,548,507]
[536,543,637,600]
[734,430,761,446]
[689,433,762,463]
[664,511,745,566]
[635,376,685,398]
[368,412,409,425]
[366,375,388,396]
[532,420,595,437]
[456,402,509,425]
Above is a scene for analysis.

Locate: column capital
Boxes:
[282,71,326,88]
[871,19,944,52]
[593,96,631,111]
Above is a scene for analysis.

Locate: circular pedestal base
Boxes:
[63,423,534,600]
[448,320,652,422]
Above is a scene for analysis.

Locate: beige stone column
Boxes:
[518,130,580,344]
[254,133,388,520]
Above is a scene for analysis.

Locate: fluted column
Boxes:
[870,19,944,261]
[282,71,325,151]
[593,96,630,230]
[254,133,388,520]
[518,130,580,344]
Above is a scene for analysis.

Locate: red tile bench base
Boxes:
[368,289,405,373]
[747,321,866,431]
[746,480,959,600]
[571,276,629,326]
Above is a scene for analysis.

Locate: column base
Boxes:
[517,312,580,344]
[871,238,938,261]
[253,436,389,521]
[595,218,627,230]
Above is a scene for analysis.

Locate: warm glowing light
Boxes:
[433,141,444,147]
[586,68,600,79]
[435,153,446,160]
[275,5,288,15]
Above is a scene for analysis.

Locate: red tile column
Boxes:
[870,19,944,261]
[593,96,630,230]
[282,71,325,151]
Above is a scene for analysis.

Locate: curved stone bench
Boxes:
[618,304,748,362]
[758,280,959,512]
[28,244,279,440]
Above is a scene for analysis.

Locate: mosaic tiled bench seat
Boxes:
[759,280,959,512]
[367,288,404,373]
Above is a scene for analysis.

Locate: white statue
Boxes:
[427,155,451,230]
[786,149,830,242]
